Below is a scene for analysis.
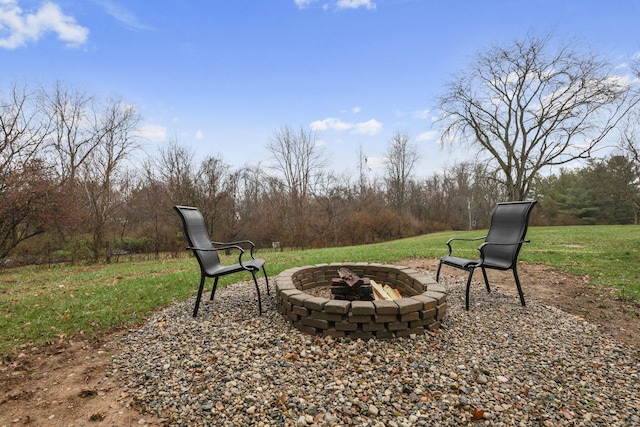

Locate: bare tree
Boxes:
[618,53,640,176]
[267,125,327,247]
[0,159,63,260]
[0,82,48,179]
[310,171,348,247]
[235,163,278,246]
[196,154,241,241]
[357,143,370,195]
[138,157,170,256]
[267,125,326,200]
[441,162,504,229]
[384,130,419,213]
[437,33,639,200]
[0,82,56,260]
[617,109,640,222]
[44,81,98,185]
[81,97,141,261]
[158,139,198,206]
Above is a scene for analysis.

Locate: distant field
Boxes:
[0,225,638,356]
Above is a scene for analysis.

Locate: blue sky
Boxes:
[2,0,640,178]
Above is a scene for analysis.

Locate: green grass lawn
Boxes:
[1,225,638,357]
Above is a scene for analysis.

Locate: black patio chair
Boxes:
[174,205,269,317]
[436,200,537,310]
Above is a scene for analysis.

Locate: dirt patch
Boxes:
[1,259,639,426]
[0,331,163,426]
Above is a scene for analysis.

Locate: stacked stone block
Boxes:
[276,262,447,339]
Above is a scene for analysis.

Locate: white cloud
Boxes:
[310,117,352,132]
[293,0,317,9]
[136,124,167,142]
[195,130,204,139]
[615,62,628,70]
[352,106,361,113]
[0,0,88,49]
[352,119,382,135]
[293,0,375,10]
[416,130,438,142]
[413,109,430,119]
[310,117,382,135]
[336,0,376,10]
[94,0,153,31]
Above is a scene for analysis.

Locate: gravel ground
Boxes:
[109,276,640,426]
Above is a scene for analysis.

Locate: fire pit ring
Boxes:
[276,262,447,339]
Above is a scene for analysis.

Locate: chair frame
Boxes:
[435,200,537,310]
[174,205,269,317]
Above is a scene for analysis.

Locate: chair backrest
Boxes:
[483,201,537,267]
[174,206,221,271]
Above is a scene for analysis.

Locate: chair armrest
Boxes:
[445,236,486,256]
[212,240,255,247]
[212,240,257,258]
[186,244,251,268]
[477,239,530,250]
[186,245,245,253]
[476,240,530,264]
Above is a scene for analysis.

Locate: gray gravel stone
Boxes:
[108,275,640,426]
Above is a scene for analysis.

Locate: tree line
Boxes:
[1,34,639,265]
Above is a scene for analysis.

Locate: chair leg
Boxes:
[210,277,219,300]
[481,267,491,293]
[251,271,263,315]
[513,267,526,307]
[436,261,443,282]
[465,268,475,311]
[262,265,270,295]
[193,274,206,317]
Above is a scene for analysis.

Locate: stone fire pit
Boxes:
[275,262,447,339]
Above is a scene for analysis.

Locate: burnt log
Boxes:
[336,267,364,289]
[331,268,374,301]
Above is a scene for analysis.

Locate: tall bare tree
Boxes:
[235,163,277,246]
[357,143,370,195]
[81,97,141,261]
[44,81,98,185]
[267,125,326,247]
[138,158,169,256]
[158,139,198,206]
[384,131,418,213]
[267,125,326,200]
[437,33,639,200]
[196,154,241,241]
